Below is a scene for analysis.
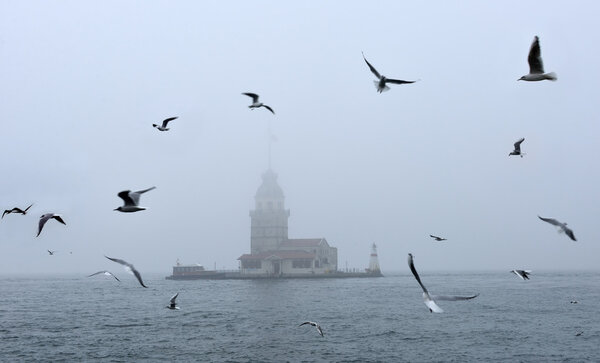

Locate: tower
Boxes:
[249,169,290,253]
[368,243,381,273]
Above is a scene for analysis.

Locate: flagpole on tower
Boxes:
[268,119,272,169]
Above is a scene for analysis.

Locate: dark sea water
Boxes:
[1,271,598,362]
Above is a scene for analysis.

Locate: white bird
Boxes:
[166,293,180,310]
[509,138,525,157]
[518,36,557,81]
[408,253,479,313]
[114,187,156,213]
[2,204,33,218]
[510,269,532,280]
[87,270,121,282]
[104,255,147,288]
[299,321,324,337]
[37,214,66,237]
[538,216,576,241]
[429,235,447,242]
[152,117,177,131]
[362,52,417,93]
[242,93,275,114]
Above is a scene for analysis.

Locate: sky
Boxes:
[1,1,599,274]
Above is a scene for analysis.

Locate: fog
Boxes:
[1,1,599,275]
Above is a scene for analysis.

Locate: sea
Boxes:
[1,271,598,362]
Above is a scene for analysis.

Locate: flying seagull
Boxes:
[47,250,56,255]
[114,186,156,213]
[166,293,180,310]
[509,138,525,157]
[408,253,479,313]
[570,300,579,304]
[2,204,33,218]
[152,117,177,131]
[87,270,121,282]
[105,256,147,287]
[37,214,66,237]
[538,216,576,241]
[299,321,324,337]
[242,93,275,114]
[429,235,447,242]
[575,331,583,337]
[518,36,557,81]
[510,269,532,280]
[362,52,417,93]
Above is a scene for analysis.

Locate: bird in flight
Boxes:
[242,93,275,114]
[538,216,576,241]
[299,321,324,337]
[87,270,121,282]
[362,52,417,93]
[510,270,532,280]
[509,138,525,157]
[429,235,447,242]
[408,253,479,313]
[518,36,557,81]
[47,250,57,255]
[114,186,156,213]
[153,117,177,131]
[166,293,180,310]
[105,256,147,287]
[37,214,66,237]
[2,204,33,218]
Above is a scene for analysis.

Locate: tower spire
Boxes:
[368,243,381,274]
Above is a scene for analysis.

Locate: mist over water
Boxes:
[2,272,598,362]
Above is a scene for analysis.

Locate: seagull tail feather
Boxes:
[545,72,557,81]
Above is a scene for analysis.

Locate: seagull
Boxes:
[87,270,121,282]
[166,293,180,310]
[575,331,583,337]
[299,321,324,337]
[538,216,577,241]
[2,204,33,218]
[105,256,147,287]
[509,138,525,157]
[37,214,66,237]
[570,300,579,304]
[242,93,275,114]
[152,117,177,131]
[47,250,56,255]
[114,186,156,213]
[362,52,417,93]
[518,36,557,82]
[429,235,447,241]
[408,253,479,313]
[511,269,532,280]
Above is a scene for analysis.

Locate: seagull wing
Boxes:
[514,138,525,152]
[538,216,562,226]
[105,256,147,287]
[161,117,178,128]
[431,293,479,301]
[170,293,179,304]
[242,93,259,103]
[385,78,416,85]
[37,214,52,237]
[564,227,577,241]
[24,204,33,213]
[107,272,121,281]
[407,253,429,294]
[129,186,156,206]
[262,105,275,114]
[131,267,148,288]
[362,52,381,79]
[118,191,136,206]
[299,321,314,327]
[52,215,66,225]
[528,36,545,74]
[316,325,324,337]
[1,210,7,218]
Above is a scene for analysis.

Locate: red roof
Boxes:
[280,238,325,247]
[238,250,316,260]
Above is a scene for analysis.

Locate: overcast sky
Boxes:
[1,1,599,274]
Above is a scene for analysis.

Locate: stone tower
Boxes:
[369,243,381,273]
[249,169,290,253]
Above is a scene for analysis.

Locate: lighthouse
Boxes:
[368,243,381,274]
